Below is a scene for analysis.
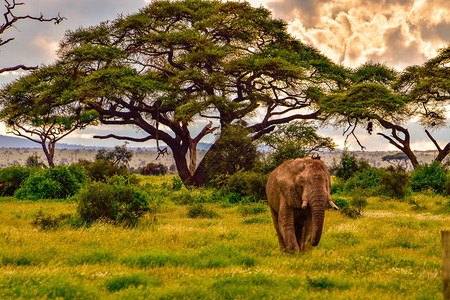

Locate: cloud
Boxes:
[267,0,450,69]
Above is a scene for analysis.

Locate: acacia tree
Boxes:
[0,65,98,167]
[54,0,346,186]
[321,52,450,168]
[0,0,64,74]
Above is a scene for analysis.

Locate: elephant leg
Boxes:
[270,207,286,251]
[278,202,300,252]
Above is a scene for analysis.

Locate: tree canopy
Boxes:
[45,0,346,185]
[321,51,450,167]
[0,65,98,167]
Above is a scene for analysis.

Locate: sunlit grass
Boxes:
[0,177,449,299]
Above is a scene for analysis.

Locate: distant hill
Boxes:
[0,134,213,151]
[0,134,101,150]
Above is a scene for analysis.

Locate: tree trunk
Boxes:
[377,119,419,169]
[41,142,55,168]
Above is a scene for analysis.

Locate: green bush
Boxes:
[344,167,384,194]
[0,165,31,196]
[14,165,87,200]
[76,159,130,182]
[218,170,268,202]
[329,196,349,210]
[330,177,345,195]
[76,179,152,226]
[379,166,410,199]
[411,163,447,194]
[330,151,370,180]
[340,188,367,218]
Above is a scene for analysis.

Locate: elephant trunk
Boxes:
[310,198,326,246]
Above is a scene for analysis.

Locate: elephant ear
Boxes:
[277,172,302,208]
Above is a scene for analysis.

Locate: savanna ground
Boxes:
[0,175,448,299]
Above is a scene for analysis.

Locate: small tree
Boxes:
[95,143,133,167]
[0,65,98,167]
[25,153,45,168]
[330,151,370,180]
[260,120,335,168]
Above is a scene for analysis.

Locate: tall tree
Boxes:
[0,0,64,74]
[0,65,98,167]
[321,49,450,168]
[54,0,346,185]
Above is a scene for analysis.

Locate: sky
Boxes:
[0,0,448,151]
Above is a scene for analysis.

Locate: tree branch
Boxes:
[0,64,37,74]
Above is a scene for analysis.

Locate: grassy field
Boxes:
[0,175,449,299]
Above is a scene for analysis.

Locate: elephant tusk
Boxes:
[328,200,339,210]
[301,200,308,209]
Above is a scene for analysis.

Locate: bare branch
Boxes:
[93,134,153,142]
[0,64,37,74]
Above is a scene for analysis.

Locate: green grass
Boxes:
[0,176,449,299]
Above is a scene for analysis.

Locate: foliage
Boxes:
[260,121,336,169]
[139,163,168,176]
[187,204,220,219]
[40,0,348,186]
[340,188,367,218]
[379,166,410,199]
[76,159,130,182]
[25,153,45,168]
[330,152,370,180]
[14,165,87,200]
[411,162,447,194]
[76,179,152,226]
[0,65,98,167]
[0,165,31,196]
[344,167,384,194]
[95,144,133,167]
[205,126,259,180]
[212,170,268,202]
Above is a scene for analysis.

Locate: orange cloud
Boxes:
[267,0,449,68]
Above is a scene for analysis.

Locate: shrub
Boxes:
[205,125,259,181]
[344,167,384,194]
[329,196,349,210]
[31,209,72,230]
[139,163,168,176]
[330,151,370,180]
[14,165,87,200]
[340,187,367,218]
[76,179,152,226]
[218,170,268,202]
[330,177,345,195]
[379,166,410,199]
[0,165,31,196]
[25,153,46,167]
[411,162,447,194]
[76,159,130,182]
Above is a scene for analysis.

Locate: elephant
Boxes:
[266,157,338,252]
